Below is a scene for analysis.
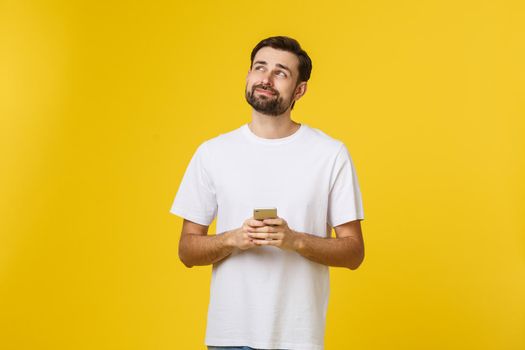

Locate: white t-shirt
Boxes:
[170,123,364,350]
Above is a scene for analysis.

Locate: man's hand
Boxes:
[248,217,301,251]
[224,218,266,250]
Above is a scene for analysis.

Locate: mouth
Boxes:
[254,87,277,96]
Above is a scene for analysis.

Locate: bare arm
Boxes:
[294,220,364,269]
[178,218,264,268]
[249,218,365,270]
[178,220,231,268]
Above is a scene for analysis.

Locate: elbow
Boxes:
[348,262,362,270]
[179,253,193,268]
[178,244,194,268]
[180,258,194,268]
[179,255,194,268]
[348,250,365,270]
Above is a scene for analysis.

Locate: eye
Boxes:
[255,66,265,71]
[275,71,287,77]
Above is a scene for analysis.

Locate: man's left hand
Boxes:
[247,217,301,251]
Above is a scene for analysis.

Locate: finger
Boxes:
[247,232,270,240]
[253,226,275,233]
[247,219,266,227]
[244,224,264,232]
[253,239,282,246]
[263,218,284,226]
[269,232,283,240]
[265,233,282,240]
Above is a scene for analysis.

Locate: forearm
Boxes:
[294,232,364,269]
[178,231,233,268]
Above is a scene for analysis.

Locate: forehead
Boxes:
[253,47,300,72]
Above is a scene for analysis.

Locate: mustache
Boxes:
[252,84,278,95]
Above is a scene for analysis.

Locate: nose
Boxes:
[261,71,274,86]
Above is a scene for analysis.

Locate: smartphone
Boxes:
[253,207,277,221]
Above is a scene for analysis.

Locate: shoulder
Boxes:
[201,125,246,150]
[189,125,246,168]
[301,124,345,154]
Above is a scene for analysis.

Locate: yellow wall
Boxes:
[1,1,524,349]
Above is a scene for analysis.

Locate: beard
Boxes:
[245,84,292,116]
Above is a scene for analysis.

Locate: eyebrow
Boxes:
[253,60,293,76]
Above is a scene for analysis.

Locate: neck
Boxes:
[249,110,300,139]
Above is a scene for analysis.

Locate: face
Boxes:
[245,46,306,116]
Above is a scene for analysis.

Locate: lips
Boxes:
[255,87,277,96]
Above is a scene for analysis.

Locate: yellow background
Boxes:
[1,0,524,349]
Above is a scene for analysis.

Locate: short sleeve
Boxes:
[169,142,217,226]
[327,143,365,227]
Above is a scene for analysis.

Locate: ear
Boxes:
[293,81,308,101]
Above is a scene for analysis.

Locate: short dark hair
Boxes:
[250,36,312,84]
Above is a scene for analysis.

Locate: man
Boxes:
[170,36,365,350]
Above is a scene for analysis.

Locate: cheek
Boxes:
[246,76,258,88]
[247,71,260,81]
[281,84,296,97]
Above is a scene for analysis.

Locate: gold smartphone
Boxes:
[253,207,277,221]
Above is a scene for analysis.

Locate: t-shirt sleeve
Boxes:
[327,143,365,227]
[169,142,217,226]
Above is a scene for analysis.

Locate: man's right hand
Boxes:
[224,218,266,250]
